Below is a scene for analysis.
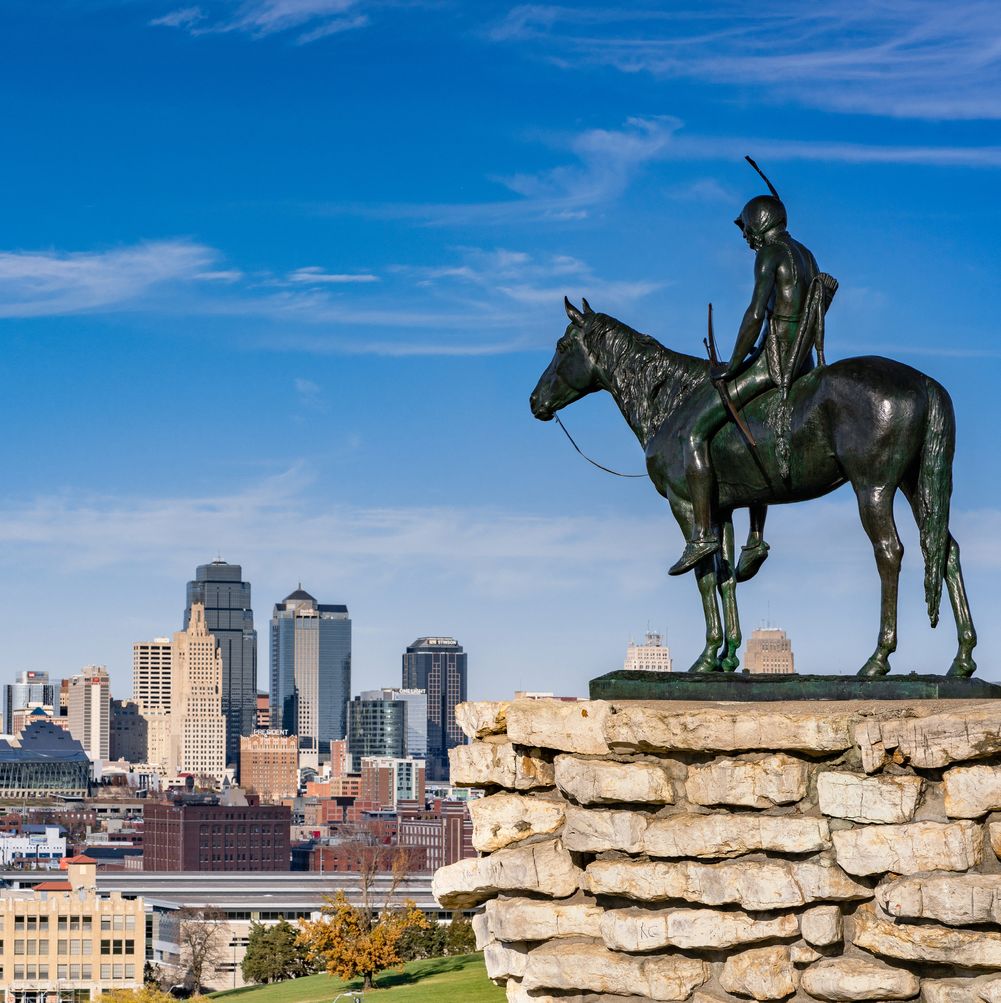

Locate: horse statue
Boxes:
[529,299,977,678]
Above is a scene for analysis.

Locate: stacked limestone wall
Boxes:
[432,698,1001,1003]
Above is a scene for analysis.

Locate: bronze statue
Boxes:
[529,176,977,677]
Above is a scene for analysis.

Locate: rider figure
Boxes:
[669,188,831,576]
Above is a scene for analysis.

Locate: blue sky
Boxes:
[1,1,1000,699]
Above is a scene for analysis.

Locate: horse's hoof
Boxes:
[735,540,770,583]
[720,655,740,673]
[948,655,977,678]
[688,656,722,674]
[857,657,890,678]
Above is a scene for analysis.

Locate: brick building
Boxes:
[240,732,298,802]
[396,799,473,873]
[143,787,290,871]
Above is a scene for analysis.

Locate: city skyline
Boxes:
[0,4,997,693]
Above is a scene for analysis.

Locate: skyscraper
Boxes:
[4,672,56,735]
[270,587,351,753]
[185,560,257,769]
[360,688,427,758]
[66,667,111,761]
[169,601,227,782]
[745,627,796,675]
[402,636,467,781]
[346,696,406,772]
[133,638,172,773]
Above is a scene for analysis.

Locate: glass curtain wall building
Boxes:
[270,588,351,753]
[4,672,56,735]
[402,637,467,781]
[184,560,258,770]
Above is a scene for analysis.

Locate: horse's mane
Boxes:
[584,312,708,445]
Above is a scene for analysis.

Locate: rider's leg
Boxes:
[669,396,729,576]
[736,504,770,582]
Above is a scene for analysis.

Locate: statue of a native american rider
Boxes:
[668,159,838,577]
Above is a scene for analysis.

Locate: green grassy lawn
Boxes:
[209,953,505,1002]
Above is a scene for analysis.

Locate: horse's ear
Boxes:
[564,296,584,328]
[581,297,593,315]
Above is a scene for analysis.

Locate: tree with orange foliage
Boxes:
[298,891,429,990]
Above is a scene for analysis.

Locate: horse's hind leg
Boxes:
[944,535,977,677]
[717,516,742,672]
[855,484,903,678]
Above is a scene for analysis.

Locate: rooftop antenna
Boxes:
[745,155,781,201]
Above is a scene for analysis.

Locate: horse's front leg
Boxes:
[855,485,902,678]
[716,516,742,672]
[690,555,725,673]
[669,496,724,673]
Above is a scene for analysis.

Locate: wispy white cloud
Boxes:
[489,3,1001,121]
[287,266,380,284]
[150,0,370,44]
[0,239,217,317]
[0,237,656,355]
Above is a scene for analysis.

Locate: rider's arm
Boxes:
[726,250,778,375]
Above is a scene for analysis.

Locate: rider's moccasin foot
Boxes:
[669,537,720,576]
[735,540,770,582]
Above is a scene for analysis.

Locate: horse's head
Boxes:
[530,297,603,421]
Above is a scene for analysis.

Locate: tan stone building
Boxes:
[623,630,672,673]
[239,732,298,801]
[744,626,796,674]
[168,602,227,783]
[133,638,172,774]
[66,667,110,762]
[0,854,144,1001]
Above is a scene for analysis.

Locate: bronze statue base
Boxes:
[589,670,1001,702]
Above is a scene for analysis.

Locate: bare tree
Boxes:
[175,906,228,994]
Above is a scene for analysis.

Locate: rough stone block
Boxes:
[990,823,1001,859]
[855,706,1001,773]
[455,701,511,739]
[599,905,797,951]
[685,753,809,808]
[584,858,869,910]
[800,957,920,1001]
[604,703,854,754]
[832,820,982,876]
[484,940,530,980]
[853,901,1001,968]
[642,812,831,859]
[980,980,1001,1003]
[944,765,1001,819]
[485,896,603,942]
[507,700,611,755]
[922,981,980,1003]
[561,805,648,854]
[818,771,923,824]
[878,873,1001,926]
[801,904,844,946]
[791,944,823,964]
[555,755,676,805]
[449,742,555,790]
[469,793,565,852]
[520,941,710,1000]
[432,838,582,909]
[720,944,798,1001]
[472,910,491,951]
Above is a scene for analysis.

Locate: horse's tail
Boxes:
[916,379,956,627]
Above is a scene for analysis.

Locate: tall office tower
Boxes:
[132,638,171,712]
[185,560,257,770]
[623,631,673,673]
[270,587,351,753]
[4,672,56,734]
[402,636,467,781]
[58,679,69,718]
[169,601,227,782]
[66,667,111,761]
[110,700,148,763]
[360,688,427,758]
[132,638,172,773]
[744,627,796,675]
[346,696,405,772]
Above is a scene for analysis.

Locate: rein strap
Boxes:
[554,414,646,479]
